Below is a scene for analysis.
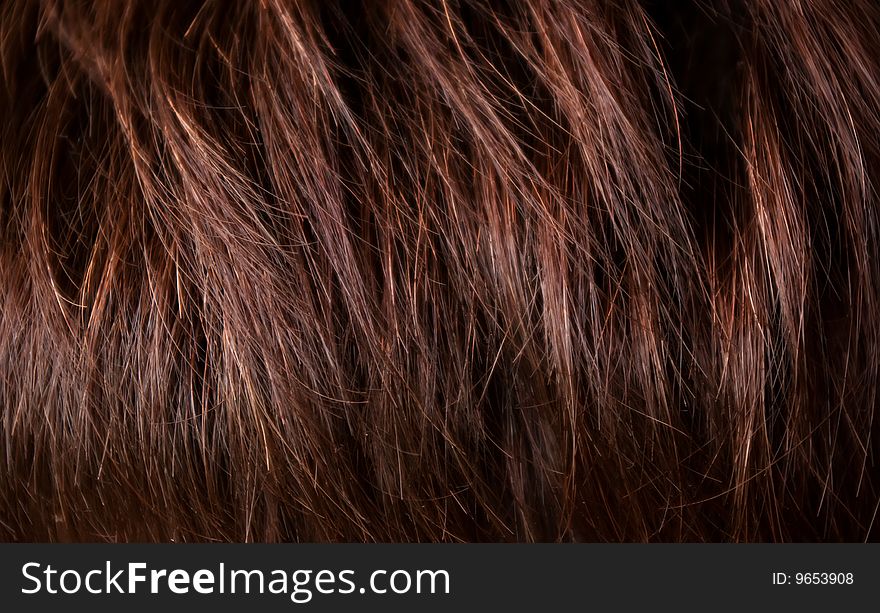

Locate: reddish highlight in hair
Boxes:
[1,0,879,542]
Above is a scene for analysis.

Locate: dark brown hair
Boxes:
[1,0,879,542]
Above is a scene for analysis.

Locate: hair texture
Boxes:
[1,0,879,542]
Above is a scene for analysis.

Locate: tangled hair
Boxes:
[1,0,879,542]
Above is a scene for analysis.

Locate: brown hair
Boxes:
[1,0,879,542]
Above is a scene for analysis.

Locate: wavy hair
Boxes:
[1,0,879,541]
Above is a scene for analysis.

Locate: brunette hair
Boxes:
[1,0,879,542]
